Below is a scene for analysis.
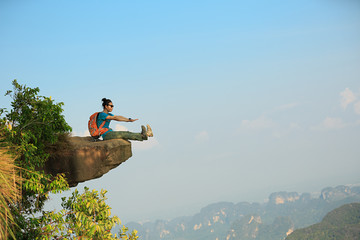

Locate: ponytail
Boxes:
[102,98,112,108]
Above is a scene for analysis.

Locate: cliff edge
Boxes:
[44,136,132,187]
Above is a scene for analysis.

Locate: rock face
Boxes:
[269,192,300,205]
[45,136,132,187]
[320,185,355,202]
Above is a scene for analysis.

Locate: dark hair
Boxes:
[102,98,112,108]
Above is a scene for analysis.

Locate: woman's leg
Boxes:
[103,131,146,141]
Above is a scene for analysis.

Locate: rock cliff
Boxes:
[44,136,132,187]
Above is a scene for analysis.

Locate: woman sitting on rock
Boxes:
[96,98,153,141]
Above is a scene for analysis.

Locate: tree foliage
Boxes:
[286,203,360,240]
[40,187,138,240]
[1,80,139,239]
[1,80,71,239]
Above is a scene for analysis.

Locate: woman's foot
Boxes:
[146,124,153,137]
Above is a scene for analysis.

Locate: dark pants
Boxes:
[103,131,146,141]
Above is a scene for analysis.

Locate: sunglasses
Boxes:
[108,105,114,108]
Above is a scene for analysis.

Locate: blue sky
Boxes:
[1,0,360,222]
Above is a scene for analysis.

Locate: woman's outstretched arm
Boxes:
[106,115,138,122]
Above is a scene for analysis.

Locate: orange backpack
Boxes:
[88,112,109,139]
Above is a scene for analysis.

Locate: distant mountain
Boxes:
[124,185,360,240]
[286,202,360,240]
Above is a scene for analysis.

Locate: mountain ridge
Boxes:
[124,184,360,240]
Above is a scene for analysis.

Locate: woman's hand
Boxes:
[128,118,139,122]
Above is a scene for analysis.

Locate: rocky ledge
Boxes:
[45,136,132,187]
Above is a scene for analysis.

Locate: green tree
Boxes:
[1,80,139,239]
[1,80,71,239]
[40,187,139,240]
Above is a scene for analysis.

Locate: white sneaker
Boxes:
[146,124,153,137]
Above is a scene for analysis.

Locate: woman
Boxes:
[97,98,153,141]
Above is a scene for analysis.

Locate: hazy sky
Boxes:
[1,0,360,222]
